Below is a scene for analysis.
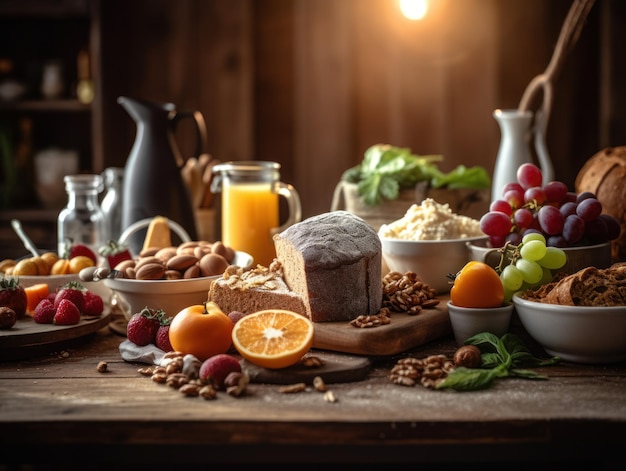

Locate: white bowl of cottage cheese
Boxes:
[378,198,487,294]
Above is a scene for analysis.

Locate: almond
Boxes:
[199,253,230,277]
[167,254,199,272]
[135,262,166,280]
[135,256,163,270]
[183,264,201,279]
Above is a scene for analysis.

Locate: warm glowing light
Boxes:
[399,0,428,21]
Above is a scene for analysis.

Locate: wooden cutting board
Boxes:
[312,296,451,356]
[243,350,371,384]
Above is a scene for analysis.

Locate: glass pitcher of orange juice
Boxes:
[211,161,301,266]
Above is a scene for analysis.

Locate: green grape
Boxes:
[537,246,567,270]
[522,232,546,245]
[500,264,523,291]
[515,258,543,284]
[519,239,547,261]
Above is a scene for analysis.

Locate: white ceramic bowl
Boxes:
[512,293,626,364]
[103,250,253,319]
[466,239,612,275]
[446,300,513,346]
[380,235,488,294]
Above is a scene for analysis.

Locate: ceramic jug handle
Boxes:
[271,182,302,236]
[171,110,209,163]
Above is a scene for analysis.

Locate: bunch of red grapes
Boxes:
[481,163,621,248]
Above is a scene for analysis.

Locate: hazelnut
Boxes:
[453,345,482,368]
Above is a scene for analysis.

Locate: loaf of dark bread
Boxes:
[522,263,626,306]
[273,211,383,322]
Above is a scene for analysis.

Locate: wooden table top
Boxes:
[1,307,625,467]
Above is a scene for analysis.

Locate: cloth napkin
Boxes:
[119,339,165,365]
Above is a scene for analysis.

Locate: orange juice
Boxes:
[222,182,279,266]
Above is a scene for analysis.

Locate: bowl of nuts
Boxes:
[102,244,253,320]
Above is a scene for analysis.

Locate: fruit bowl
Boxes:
[512,293,626,364]
[103,250,253,320]
[379,235,488,294]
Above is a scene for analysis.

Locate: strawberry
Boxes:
[33,299,56,324]
[0,275,27,318]
[63,239,97,264]
[54,281,85,313]
[98,240,133,270]
[53,299,81,325]
[82,290,104,316]
[156,315,174,352]
[126,307,162,346]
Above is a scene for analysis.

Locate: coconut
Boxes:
[575,146,626,262]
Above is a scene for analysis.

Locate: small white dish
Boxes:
[447,300,513,346]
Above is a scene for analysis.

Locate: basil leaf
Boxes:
[436,366,502,391]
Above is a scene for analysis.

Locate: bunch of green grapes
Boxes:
[496,233,566,302]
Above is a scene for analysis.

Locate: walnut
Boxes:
[389,353,454,389]
[382,271,439,315]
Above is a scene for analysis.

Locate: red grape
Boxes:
[576,198,602,222]
[576,191,596,204]
[559,201,578,218]
[480,211,512,238]
[538,205,564,235]
[543,180,568,203]
[490,199,512,216]
[503,189,524,210]
[517,163,543,190]
[600,214,621,240]
[584,217,608,242]
[502,182,524,196]
[513,207,533,228]
[563,214,585,244]
[524,186,546,205]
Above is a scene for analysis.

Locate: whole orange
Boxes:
[168,301,234,361]
[450,261,504,308]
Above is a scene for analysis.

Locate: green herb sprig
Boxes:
[341,144,491,206]
[436,332,560,392]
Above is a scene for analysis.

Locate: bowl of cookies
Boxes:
[512,263,626,364]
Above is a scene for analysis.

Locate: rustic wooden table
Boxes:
[1,307,625,468]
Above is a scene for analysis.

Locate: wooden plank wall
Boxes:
[99,0,613,221]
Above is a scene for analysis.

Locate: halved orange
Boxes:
[231,309,314,369]
[24,283,50,315]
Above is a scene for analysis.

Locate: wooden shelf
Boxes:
[0,99,91,112]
